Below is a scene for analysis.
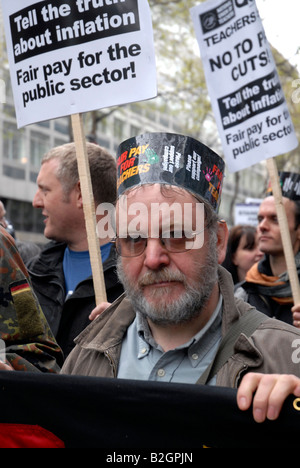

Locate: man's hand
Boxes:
[89,302,111,321]
[292,304,300,329]
[237,373,300,423]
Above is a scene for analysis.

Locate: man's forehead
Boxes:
[116,184,205,236]
[259,197,276,212]
[121,184,197,203]
[38,159,60,183]
[259,196,295,217]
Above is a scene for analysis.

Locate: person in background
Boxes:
[0,226,63,372]
[0,201,15,238]
[235,172,300,327]
[27,142,124,358]
[0,199,41,263]
[62,133,300,425]
[222,225,264,285]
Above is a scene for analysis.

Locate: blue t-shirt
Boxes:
[63,242,112,299]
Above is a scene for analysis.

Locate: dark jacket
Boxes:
[27,241,124,359]
[235,285,294,325]
[235,255,299,325]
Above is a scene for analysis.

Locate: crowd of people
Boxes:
[1,133,300,427]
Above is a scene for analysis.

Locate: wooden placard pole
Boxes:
[266,157,300,305]
[71,113,107,305]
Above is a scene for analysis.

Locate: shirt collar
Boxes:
[136,294,223,362]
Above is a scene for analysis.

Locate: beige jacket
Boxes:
[62,267,300,387]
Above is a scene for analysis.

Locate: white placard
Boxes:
[234,203,261,226]
[191,0,298,172]
[1,0,157,128]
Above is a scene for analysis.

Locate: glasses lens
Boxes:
[164,232,196,253]
[116,236,146,257]
[115,232,199,257]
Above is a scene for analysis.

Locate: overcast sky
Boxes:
[256,0,300,70]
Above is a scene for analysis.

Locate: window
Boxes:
[130,125,140,137]
[54,117,69,135]
[30,131,50,167]
[5,199,45,234]
[3,122,25,162]
[114,118,125,141]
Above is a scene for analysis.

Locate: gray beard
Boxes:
[117,247,218,327]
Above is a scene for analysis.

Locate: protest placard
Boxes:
[1,0,157,128]
[234,203,261,226]
[1,0,157,305]
[191,0,298,173]
[191,0,300,305]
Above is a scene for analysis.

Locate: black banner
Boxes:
[0,372,299,449]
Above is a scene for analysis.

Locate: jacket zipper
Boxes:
[233,364,248,388]
[104,350,117,378]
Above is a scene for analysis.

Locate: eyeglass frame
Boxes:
[111,220,218,258]
[111,193,223,257]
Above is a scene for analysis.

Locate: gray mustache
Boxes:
[138,269,186,287]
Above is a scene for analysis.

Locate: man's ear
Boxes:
[75,181,83,209]
[217,220,229,265]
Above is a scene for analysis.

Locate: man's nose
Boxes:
[258,217,269,231]
[143,238,170,271]
[33,190,43,208]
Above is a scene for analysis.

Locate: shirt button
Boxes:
[192,353,199,361]
[157,369,166,378]
[141,348,148,355]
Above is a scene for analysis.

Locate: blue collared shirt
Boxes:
[117,295,223,385]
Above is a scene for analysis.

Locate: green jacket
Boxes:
[62,266,300,386]
[0,228,63,372]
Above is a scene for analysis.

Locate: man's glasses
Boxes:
[112,230,205,258]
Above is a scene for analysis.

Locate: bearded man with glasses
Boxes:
[62,133,300,425]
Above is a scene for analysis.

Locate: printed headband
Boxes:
[117,133,225,212]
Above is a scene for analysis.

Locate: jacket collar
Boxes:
[28,241,118,277]
[75,293,135,352]
[28,241,66,275]
[218,267,264,377]
[217,266,255,335]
